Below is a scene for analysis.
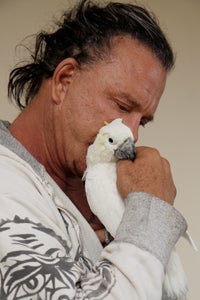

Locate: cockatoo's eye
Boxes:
[108,136,118,145]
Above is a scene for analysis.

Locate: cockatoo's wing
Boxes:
[85,162,124,237]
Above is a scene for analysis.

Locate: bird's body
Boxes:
[85,162,124,237]
[83,118,134,236]
[83,118,188,299]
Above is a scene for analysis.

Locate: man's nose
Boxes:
[123,117,140,143]
[130,127,138,144]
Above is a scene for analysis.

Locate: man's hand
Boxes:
[116,146,176,205]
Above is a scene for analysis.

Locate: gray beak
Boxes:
[114,137,136,161]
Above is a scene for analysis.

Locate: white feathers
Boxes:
[86,118,135,167]
[163,249,188,299]
[83,118,188,299]
[84,118,134,236]
[84,162,124,236]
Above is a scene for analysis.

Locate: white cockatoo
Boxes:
[84,118,136,234]
[83,118,189,299]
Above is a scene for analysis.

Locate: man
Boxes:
[0,0,187,299]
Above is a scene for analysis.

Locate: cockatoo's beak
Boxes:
[114,138,136,161]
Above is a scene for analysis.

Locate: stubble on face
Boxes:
[60,36,167,178]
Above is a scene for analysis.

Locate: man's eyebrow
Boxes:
[120,93,155,122]
[120,93,141,107]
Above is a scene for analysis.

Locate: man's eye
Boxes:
[117,103,129,112]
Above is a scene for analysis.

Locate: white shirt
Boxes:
[0,121,187,299]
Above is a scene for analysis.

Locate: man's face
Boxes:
[55,36,167,177]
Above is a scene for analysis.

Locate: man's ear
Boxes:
[51,58,78,105]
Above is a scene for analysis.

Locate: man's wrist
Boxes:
[115,192,187,268]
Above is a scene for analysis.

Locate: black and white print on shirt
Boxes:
[0,216,115,300]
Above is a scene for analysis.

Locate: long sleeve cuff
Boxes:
[115,192,187,269]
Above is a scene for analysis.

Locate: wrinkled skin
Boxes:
[117,147,176,204]
[9,36,176,243]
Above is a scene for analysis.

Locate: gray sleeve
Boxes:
[115,192,187,269]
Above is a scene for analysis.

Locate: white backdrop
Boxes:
[0,1,199,299]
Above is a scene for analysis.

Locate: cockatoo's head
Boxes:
[86,118,136,166]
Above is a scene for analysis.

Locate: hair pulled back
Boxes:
[8,0,175,109]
